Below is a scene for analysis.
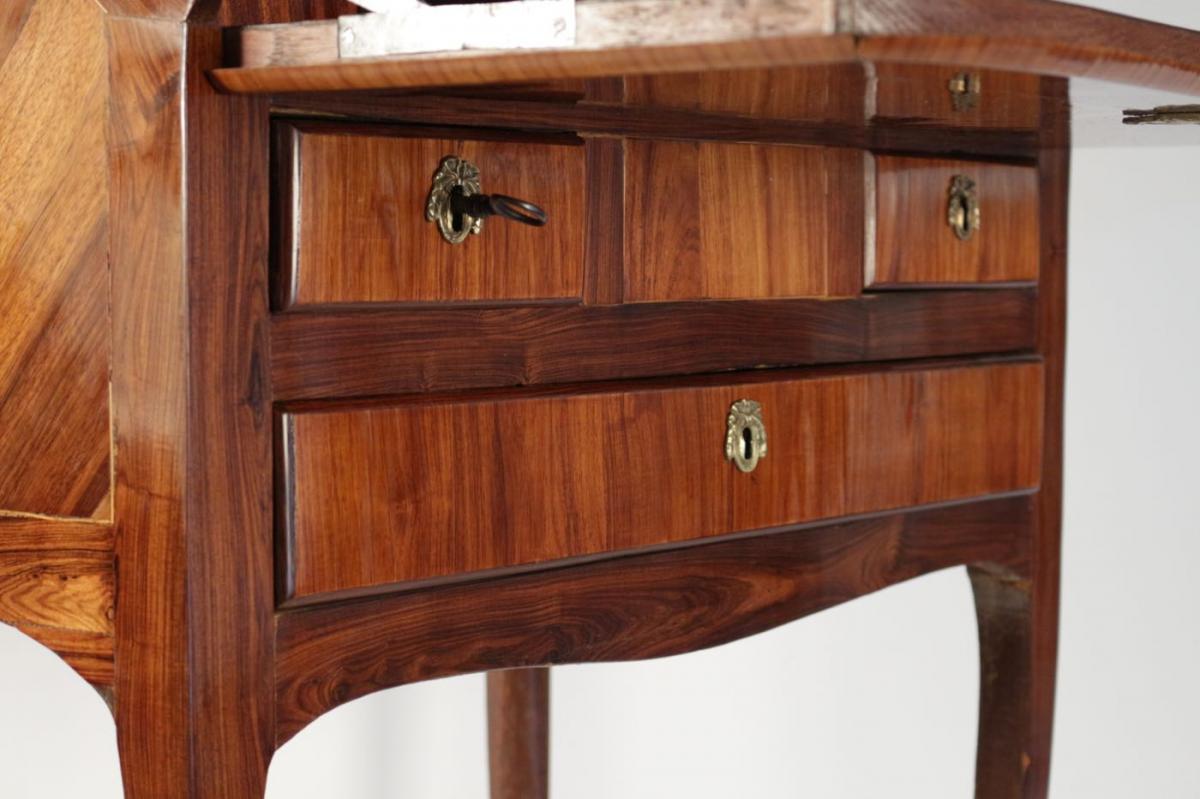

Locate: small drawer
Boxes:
[278,362,1043,604]
[274,122,586,309]
[624,140,864,301]
[870,155,1040,287]
[872,64,1043,130]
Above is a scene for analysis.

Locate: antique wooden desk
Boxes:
[3,0,1199,795]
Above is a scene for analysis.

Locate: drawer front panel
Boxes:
[872,64,1043,130]
[872,155,1039,287]
[625,140,863,301]
[624,65,868,121]
[281,362,1043,603]
[277,123,586,308]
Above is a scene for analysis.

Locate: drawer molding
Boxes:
[277,361,1044,605]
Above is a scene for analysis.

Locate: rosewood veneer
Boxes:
[3,0,1199,796]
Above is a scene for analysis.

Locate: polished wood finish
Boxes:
[182,27,277,799]
[96,0,354,25]
[966,78,1069,799]
[0,517,114,685]
[872,64,1042,130]
[626,141,862,301]
[270,291,1038,401]
[275,495,1032,744]
[0,0,110,520]
[281,361,1042,603]
[0,0,1115,793]
[872,155,1040,287]
[1027,75,1071,798]
[270,90,1041,162]
[109,19,277,797]
[488,669,551,799]
[107,16,192,794]
[277,122,587,308]
[217,0,1200,96]
[625,65,867,122]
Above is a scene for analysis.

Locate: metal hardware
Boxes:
[426,155,548,244]
[948,72,982,112]
[1123,105,1200,125]
[725,400,767,474]
[947,175,980,242]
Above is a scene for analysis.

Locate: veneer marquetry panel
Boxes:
[0,0,110,519]
[280,361,1042,603]
[872,155,1039,286]
[625,140,862,301]
[278,122,587,308]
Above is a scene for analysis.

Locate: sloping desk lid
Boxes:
[212,0,1200,96]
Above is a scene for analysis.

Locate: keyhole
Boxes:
[742,426,754,460]
[951,196,968,236]
[449,186,467,234]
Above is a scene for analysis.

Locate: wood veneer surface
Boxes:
[281,123,586,307]
[873,155,1040,286]
[282,361,1043,602]
[0,0,111,519]
[625,140,863,301]
[216,0,1200,97]
[872,63,1043,129]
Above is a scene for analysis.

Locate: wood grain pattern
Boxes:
[970,564,1035,797]
[275,495,1033,744]
[271,89,1041,163]
[280,361,1042,603]
[270,291,1039,401]
[279,122,586,308]
[624,64,867,122]
[0,0,111,519]
[872,63,1042,129]
[95,0,355,25]
[0,549,113,635]
[107,15,192,796]
[214,33,857,94]
[0,516,115,684]
[109,16,283,796]
[852,0,1200,95]
[216,0,1200,96]
[183,25,279,799]
[488,669,551,799]
[967,78,1070,799]
[582,137,624,305]
[872,155,1039,286]
[625,141,862,301]
[1025,74,1071,799]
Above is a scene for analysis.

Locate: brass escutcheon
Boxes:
[947,175,981,242]
[426,155,484,244]
[948,71,982,112]
[725,399,767,474]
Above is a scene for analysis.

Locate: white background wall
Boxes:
[2,1,1199,795]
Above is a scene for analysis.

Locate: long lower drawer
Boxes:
[278,361,1043,604]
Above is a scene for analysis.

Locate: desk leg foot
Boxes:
[488,667,550,799]
[970,564,1052,799]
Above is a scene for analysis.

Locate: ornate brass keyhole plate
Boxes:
[948,71,982,112]
[426,155,484,244]
[948,175,981,242]
[725,399,767,474]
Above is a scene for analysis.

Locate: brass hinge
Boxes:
[1123,105,1200,125]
